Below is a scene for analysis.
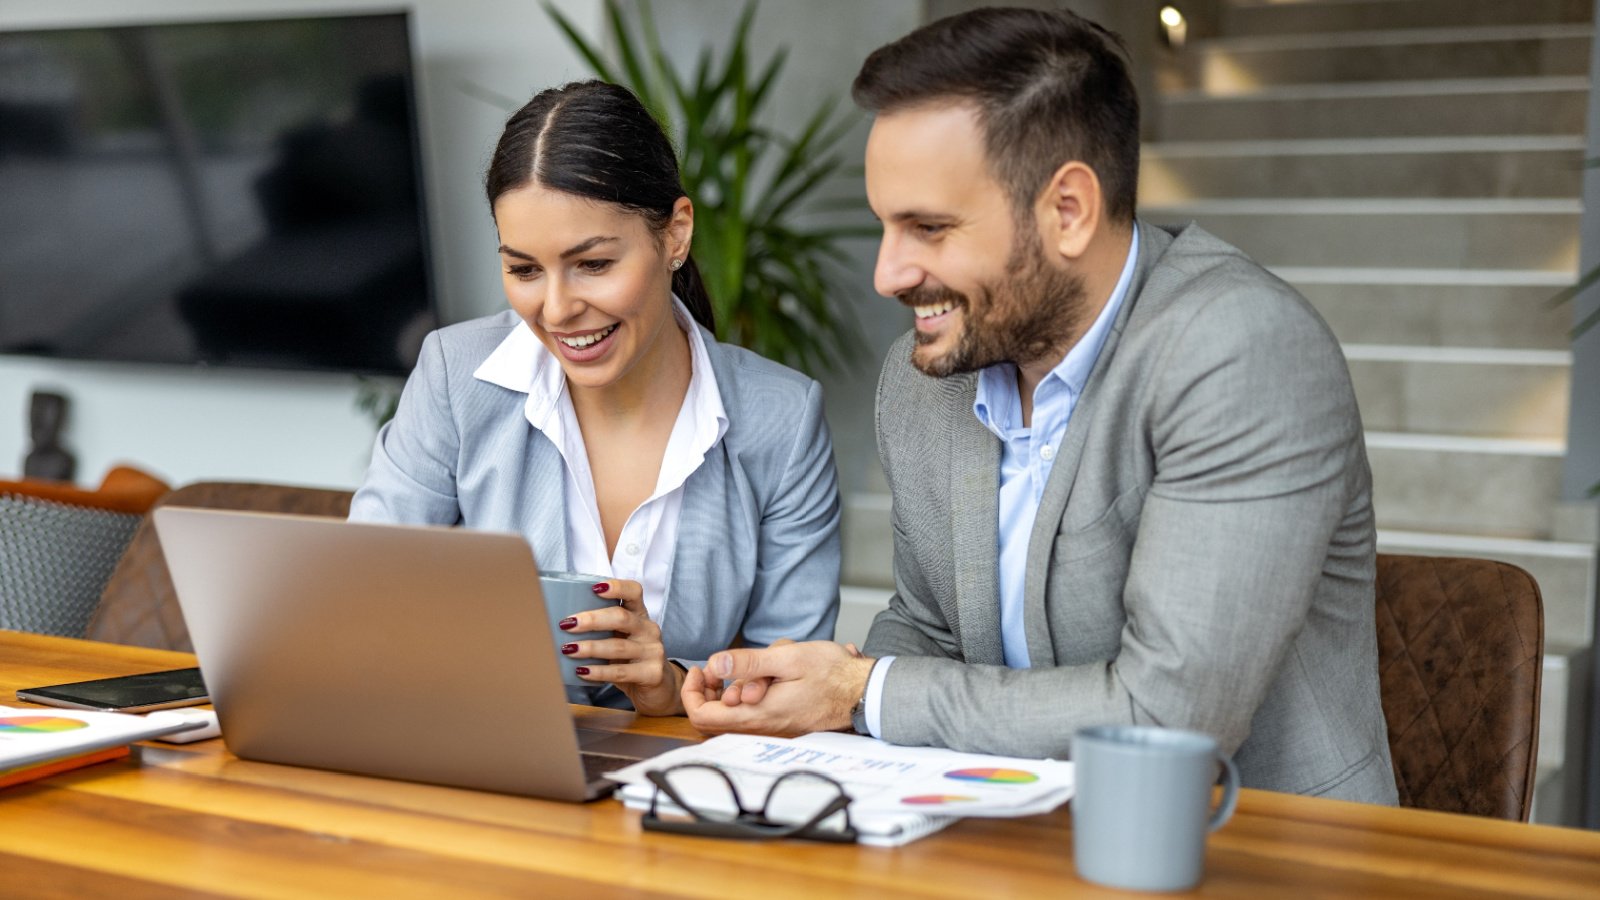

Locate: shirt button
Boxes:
[1040,445,1055,461]
[625,542,642,556]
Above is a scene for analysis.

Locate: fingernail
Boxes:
[561,643,578,655]
[712,655,731,678]
[558,617,577,630]
[592,582,610,594]
[574,666,590,676]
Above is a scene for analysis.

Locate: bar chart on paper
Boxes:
[750,740,920,775]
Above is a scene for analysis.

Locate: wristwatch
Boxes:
[849,661,874,734]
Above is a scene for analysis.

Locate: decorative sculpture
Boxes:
[23,390,75,482]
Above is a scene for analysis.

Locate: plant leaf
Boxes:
[1572,302,1600,338]
[542,1,619,83]
[1548,266,1600,308]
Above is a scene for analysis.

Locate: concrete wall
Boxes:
[0,0,601,489]
[1575,0,1600,833]
[1567,3,1600,505]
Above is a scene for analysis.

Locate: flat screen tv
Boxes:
[0,12,437,376]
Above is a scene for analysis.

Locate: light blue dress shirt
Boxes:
[865,228,1140,735]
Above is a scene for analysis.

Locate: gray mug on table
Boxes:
[1071,725,1240,892]
[539,571,616,687]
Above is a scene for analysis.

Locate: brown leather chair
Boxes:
[86,482,354,652]
[1375,554,1544,821]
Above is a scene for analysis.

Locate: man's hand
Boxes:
[681,641,875,737]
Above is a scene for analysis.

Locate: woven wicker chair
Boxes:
[0,467,170,637]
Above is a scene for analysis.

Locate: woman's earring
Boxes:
[670,258,683,271]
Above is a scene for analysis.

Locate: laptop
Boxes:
[152,506,689,801]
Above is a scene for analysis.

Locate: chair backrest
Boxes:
[0,493,142,637]
[1375,554,1544,821]
[86,482,354,652]
[0,467,171,637]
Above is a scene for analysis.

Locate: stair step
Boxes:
[1343,344,1571,365]
[1223,0,1593,38]
[1186,24,1591,92]
[1159,78,1588,140]
[1347,347,1570,441]
[1271,266,1576,286]
[1141,137,1585,201]
[1366,432,1565,540]
[1144,201,1580,270]
[1377,528,1596,647]
[1292,280,1573,350]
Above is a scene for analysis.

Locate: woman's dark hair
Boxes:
[485,80,714,331]
[853,7,1139,226]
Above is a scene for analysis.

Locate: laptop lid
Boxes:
[154,507,598,801]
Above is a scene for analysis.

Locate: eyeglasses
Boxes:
[642,763,858,843]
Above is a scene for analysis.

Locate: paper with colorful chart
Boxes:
[0,705,192,771]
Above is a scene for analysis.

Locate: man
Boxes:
[683,7,1397,804]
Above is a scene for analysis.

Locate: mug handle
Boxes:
[1208,753,1240,832]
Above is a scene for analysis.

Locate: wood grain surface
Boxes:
[1,630,1596,898]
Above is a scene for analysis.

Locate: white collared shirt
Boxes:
[470,296,728,622]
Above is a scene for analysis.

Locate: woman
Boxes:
[349,80,841,715]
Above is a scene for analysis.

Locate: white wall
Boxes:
[0,0,602,489]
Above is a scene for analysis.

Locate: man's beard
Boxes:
[901,235,1088,379]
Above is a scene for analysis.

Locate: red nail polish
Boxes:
[558,617,577,630]
[561,643,578,655]
[574,666,590,676]
[592,582,610,594]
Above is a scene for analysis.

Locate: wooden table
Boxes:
[2,631,1598,898]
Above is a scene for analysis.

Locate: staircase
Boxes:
[1141,0,1596,824]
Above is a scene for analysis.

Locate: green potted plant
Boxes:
[544,0,870,376]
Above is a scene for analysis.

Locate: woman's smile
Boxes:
[550,322,621,362]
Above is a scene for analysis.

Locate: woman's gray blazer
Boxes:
[349,310,841,707]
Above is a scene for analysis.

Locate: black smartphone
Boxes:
[15,668,209,713]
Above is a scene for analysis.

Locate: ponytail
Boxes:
[672,255,715,332]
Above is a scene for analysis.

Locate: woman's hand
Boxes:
[559,579,684,716]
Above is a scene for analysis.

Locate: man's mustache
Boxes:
[897,284,968,310]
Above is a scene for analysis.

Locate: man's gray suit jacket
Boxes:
[864,221,1398,804]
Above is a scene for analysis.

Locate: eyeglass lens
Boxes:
[763,771,852,833]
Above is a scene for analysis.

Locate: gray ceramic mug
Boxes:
[539,571,616,687]
[1070,725,1240,892]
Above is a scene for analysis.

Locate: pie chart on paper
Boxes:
[902,794,980,806]
[0,716,88,734]
[944,767,1039,784]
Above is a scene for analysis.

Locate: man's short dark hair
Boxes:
[853,6,1139,225]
